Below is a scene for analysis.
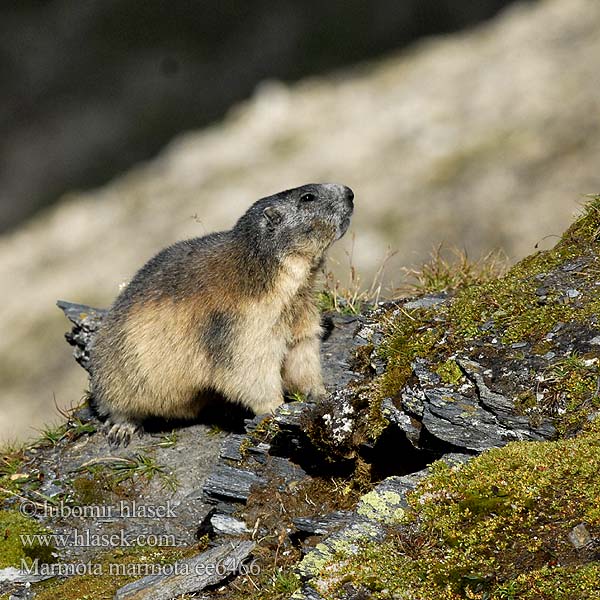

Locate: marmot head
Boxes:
[235,183,354,260]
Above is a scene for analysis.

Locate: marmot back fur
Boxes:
[89,183,354,444]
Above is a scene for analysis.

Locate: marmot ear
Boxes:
[263,206,282,226]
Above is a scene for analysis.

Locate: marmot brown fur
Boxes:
[89,183,354,444]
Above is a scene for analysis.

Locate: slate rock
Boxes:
[203,465,264,503]
[56,300,106,371]
[115,540,255,600]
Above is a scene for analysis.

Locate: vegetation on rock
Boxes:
[377,197,600,437]
[315,421,600,599]
[307,197,600,598]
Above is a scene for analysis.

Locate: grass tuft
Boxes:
[398,244,507,296]
[319,235,396,314]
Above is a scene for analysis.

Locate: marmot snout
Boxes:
[89,183,354,444]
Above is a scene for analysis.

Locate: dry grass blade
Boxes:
[319,233,397,314]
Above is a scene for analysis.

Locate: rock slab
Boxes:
[114,540,255,600]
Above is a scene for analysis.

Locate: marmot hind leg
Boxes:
[282,336,326,401]
[237,380,285,415]
[223,363,285,415]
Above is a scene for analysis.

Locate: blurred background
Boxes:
[1,0,599,443]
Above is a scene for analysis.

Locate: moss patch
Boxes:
[378,307,443,398]
[447,198,600,343]
[315,423,600,599]
[538,354,600,437]
[0,510,56,568]
[29,545,200,600]
[70,470,134,506]
[436,359,464,385]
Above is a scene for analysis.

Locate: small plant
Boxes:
[0,443,25,478]
[37,423,67,446]
[36,417,96,447]
[35,397,96,447]
[155,431,178,448]
[0,454,24,478]
[66,418,96,439]
[79,454,178,492]
[495,579,520,599]
[272,569,301,593]
[110,453,178,490]
[435,359,464,386]
[207,424,223,436]
[398,244,507,295]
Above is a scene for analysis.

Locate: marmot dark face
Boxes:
[234,183,354,259]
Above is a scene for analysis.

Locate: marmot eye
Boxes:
[300,193,317,203]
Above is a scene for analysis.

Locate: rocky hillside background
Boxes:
[1,0,600,442]
[0,0,525,233]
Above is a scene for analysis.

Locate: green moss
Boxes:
[315,426,600,599]
[349,456,373,494]
[436,359,464,385]
[448,197,600,344]
[498,562,600,599]
[70,470,134,505]
[450,280,575,343]
[515,390,537,412]
[30,545,198,600]
[0,510,56,568]
[512,354,600,435]
[540,354,600,436]
[362,383,389,441]
[378,307,443,398]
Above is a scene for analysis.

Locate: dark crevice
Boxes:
[268,428,356,478]
[362,424,444,481]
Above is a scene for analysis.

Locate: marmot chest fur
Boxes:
[89,183,354,444]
